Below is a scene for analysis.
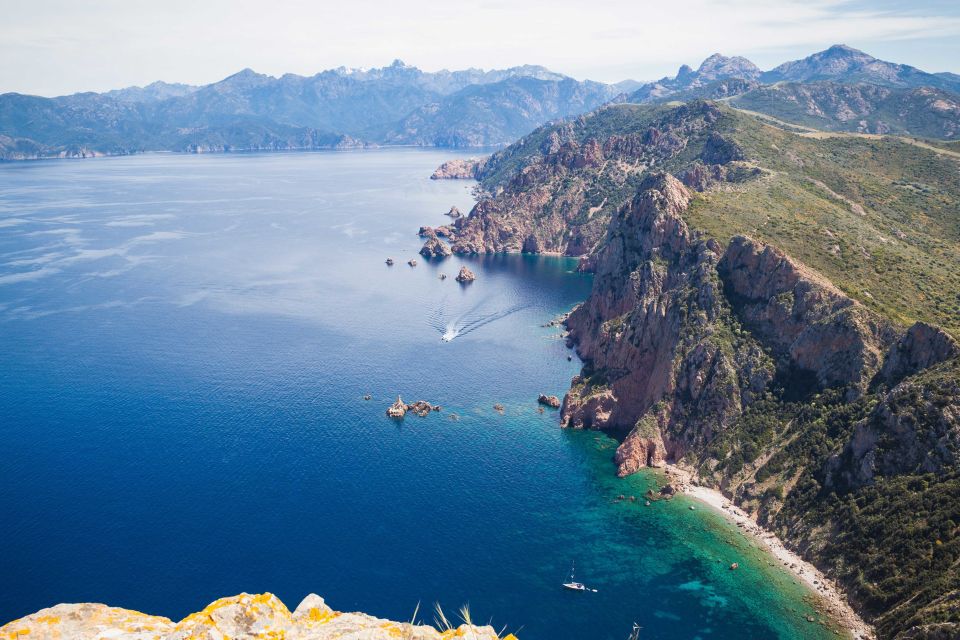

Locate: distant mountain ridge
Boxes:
[0,60,622,159]
[627,45,960,139]
[760,44,960,92]
[2,46,959,160]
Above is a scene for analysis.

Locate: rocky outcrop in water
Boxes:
[420,236,453,258]
[537,394,561,408]
[387,396,441,418]
[387,396,407,418]
[0,593,508,640]
[455,266,476,282]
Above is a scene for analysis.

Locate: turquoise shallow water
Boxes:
[0,149,836,639]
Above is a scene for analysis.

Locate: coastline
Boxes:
[662,465,875,640]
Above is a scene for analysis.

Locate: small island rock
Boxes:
[455,266,476,282]
[420,236,453,259]
[387,396,407,418]
[537,394,562,408]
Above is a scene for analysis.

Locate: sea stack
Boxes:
[538,394,562,408]
[420,236,453,259]
[446,206,462,218]
[386,396,407,418]
[455,266,476,282]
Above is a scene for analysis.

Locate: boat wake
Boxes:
[428,296,530,342]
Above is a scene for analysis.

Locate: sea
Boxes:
[0,149,836,639]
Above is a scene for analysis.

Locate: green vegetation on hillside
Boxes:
[697,359,960,638]
[730,82,960,139]
[684,109,960,335]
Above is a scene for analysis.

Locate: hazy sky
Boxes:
[3,0,960,96]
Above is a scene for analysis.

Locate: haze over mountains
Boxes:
[1,45,959,160]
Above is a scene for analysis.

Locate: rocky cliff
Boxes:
[436,102,763,257]
[0,593,511,640]
[431,101,960,639]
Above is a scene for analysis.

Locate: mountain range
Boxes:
[1,45,959,160]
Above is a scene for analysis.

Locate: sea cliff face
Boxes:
[0,593,510,640]
[428,102,960,639]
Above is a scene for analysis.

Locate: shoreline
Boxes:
[662,464,875,640]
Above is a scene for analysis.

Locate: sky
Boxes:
[2,0,960,96]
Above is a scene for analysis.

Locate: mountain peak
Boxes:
[694,54,761,81]
[823,44,866,57]
[760,45,920,86]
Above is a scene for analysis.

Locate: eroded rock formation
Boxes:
[420,236,453,258]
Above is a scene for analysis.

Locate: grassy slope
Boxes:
[684,108,960,336]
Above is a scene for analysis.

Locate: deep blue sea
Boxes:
[0,149,834,639]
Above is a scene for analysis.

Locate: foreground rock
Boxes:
[455,266,476,282]
[0,593,509,639]
[537,394,561,408]
[430,158,487,180]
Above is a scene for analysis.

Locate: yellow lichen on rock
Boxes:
[0,595,507,640]
[0,602,173,640]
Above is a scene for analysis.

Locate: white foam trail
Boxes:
[430,297,530,342]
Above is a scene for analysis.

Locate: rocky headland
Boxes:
[430,158,487,180]
[0,593,510,640]
[426,101,960,639]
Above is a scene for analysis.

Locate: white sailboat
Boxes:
[562,561,597,592]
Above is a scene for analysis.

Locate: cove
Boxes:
[0,149,836,639]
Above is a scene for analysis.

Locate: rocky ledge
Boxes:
[430,158,487,180]
[0,592,510,640]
